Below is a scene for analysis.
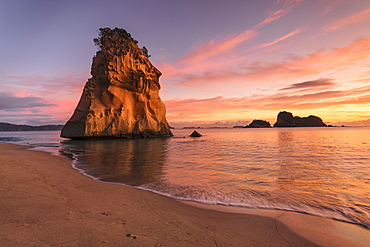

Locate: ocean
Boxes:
[1,127,370,228]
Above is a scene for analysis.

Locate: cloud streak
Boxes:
[177,30,257,68]
[160,0,303,79]
[252,28,302,50]
[280,78,335,91]
[254,0,302,28]
[324,7,370,32]
[168,34,370,87]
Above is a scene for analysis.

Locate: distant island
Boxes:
[232,111,327,129]
[244,120,271,128]
[0,122,63,131]
[273,111,327,127]
[2,111,328,132]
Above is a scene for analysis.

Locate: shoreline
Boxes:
[1,143,369,246]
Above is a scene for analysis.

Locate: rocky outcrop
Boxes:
[245,120,271,128]
[61,28,173,139]
[273,111,327,127]
[190,131,202,137]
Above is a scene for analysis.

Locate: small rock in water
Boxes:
[190,131,202,137]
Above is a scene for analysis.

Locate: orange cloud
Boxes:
[165,84,370,123]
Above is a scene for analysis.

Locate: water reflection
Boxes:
[53,128,370,228]
[60,138,169,186]
[276,131,298,191]
[275,129,345,207]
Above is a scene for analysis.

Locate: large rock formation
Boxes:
[273,111,327,127]
[61,28,173,138]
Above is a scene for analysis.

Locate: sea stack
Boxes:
[61,28,173,139]
[273,111,327,127]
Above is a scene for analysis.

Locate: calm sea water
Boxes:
[1,127,370,228]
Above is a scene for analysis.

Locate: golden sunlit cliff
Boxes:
[61,28,173,138]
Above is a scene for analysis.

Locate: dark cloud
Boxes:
[0,113,63,126]
[280,78,335,91]
[0,92,55,111]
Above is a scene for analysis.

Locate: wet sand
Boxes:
[1,143,369,246]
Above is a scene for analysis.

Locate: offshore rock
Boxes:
[190,131,202,137]
[61,28,173,138]
[245,120,271,128]
[273,111,327,127]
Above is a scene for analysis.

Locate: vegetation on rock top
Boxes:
[93,27,150,57]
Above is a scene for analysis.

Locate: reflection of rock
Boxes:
[61,28,172,139]
[245,120,271,128]
[61,138,168,185]
[190,131,202,137]
[273,111,327,127]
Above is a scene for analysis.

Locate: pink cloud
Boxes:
[254,9,290,29]
[169,34,370,87]
[1,73,87,95]
[158,0,305,85]
[0,70,90,124]
[254,0,303,29]
[159,28,302,86]
[179,30,256,66]
[159,0,304,79]
[276,0,303,4]
[324,7,370,31]
[252,28,302,50]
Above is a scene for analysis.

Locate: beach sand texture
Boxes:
[1,143,369,246]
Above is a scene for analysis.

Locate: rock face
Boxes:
[245,120,271,128]
[61,28,173,138]
[273,111,327,127]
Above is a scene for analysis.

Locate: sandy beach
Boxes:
[1,143,369,246]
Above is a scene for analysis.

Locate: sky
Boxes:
[1,0,370,128]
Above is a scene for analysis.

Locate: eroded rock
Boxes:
[61,28,173,138]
